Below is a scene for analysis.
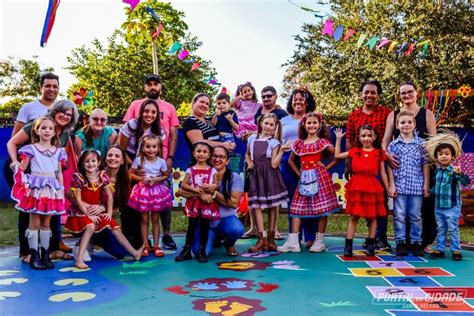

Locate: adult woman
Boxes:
[7,100,79,262]
[280,88,318,246]
[118,99,163,248]
[176,145,244,257]
[74,109,117,158]
[382,81,437,253]
[346,80,392,250]
[68,145,134,259]
[183,93,236,155]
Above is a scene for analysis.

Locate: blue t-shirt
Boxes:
[215,110,238,134]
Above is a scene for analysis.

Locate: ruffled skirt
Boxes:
[65,213,119,233]
[345,174,386,218]
[185,197,220,220]
[248,160,288,209]
[11,169,65,215]
[128,182,172,213]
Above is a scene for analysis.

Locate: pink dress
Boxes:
[11,144,67,215]
[184,166,220,220]
[235,99,260,138]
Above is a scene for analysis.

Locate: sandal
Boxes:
[142,246,150,257]
[241,232,257,239]
[226,246,239,257]
[50,250,74,260]
[153,246,164,257]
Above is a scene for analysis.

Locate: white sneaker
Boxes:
[277,233,301,253]
[73,245,91,262]
[309,233,326,253]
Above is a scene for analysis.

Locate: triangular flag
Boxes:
[356,34,367,48]
[168,42,181,54]
[191,63,201,71]
[321,19,334,37]
[343,28,356,41]
[151,22,164,38]
[365,36,379,50]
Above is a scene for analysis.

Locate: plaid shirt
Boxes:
[388,135,427,195]
[346,105,392,146]
[432,165,471,208]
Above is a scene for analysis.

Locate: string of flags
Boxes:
[321,19,431,59]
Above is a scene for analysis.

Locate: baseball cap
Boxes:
[144,74,161,84]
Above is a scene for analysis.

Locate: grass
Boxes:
[1,203,473,247]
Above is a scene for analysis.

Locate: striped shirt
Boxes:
[432,165,471,208]
[388,135,427,195]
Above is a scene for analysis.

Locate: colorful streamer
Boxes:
[151,22,164,38]
[343,28,356,41]
[168,42,181,54]
[40,0,60,47]
[145,6,159,21]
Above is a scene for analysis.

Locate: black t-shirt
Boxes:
[182,116,220,151]
[254,107,289,124]
[215,110,239,134]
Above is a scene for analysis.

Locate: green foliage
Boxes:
[0,57,53,113]
[284,1,473,118]
[66,0,217,116]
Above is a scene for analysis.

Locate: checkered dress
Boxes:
[290,139,340,217]
[387,136,427,196]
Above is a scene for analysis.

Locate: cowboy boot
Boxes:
[249,232,267,253]
[344,239,353,257]
[41,247,54,269]
[30,248,46,270]
[267,231,277,251]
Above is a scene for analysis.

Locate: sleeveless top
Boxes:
[393,108,429,140]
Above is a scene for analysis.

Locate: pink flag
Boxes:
[191,63,201,71]
[321,19,334,37]
[178,50,189,60]
[152,22,164,38]
[343,28,356,41]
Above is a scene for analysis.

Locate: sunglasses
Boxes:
[91,117,107,123]
[261,94,275,99]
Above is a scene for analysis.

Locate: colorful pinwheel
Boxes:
[72,88,94,106]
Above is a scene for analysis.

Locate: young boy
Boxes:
[425,131,470,261]
[211,93,239,143]
[388,111,429,257]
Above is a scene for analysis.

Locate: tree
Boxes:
[0,57,54,113]
[284,0,473,121]
[66,0,217,116]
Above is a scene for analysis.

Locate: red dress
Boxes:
[290,139,340,217]
[345,148,387,218]
[65,171,120,233]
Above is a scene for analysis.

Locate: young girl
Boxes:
[128,135,172,257]
[278,113,340,253]
[11,116,67,270]
[66,149,143,269]
[175,142,219,263]
[246,113,290,253]
[232,82,261,140]
[334,125,389,257]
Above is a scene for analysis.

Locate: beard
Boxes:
[147,89,160,99]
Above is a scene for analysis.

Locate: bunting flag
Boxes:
[168,42,182,54]
[123,0,140,11]
[151,22,164,38]
[320,19,432,59]
[145,6,159,21]
[177,49,190,60]
[40,0,61,47]
[191,63,201,72]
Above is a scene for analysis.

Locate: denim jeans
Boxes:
[192,215,244,256]
[435,205,461,252]
[92,229,129,259]
[393,194,423,243]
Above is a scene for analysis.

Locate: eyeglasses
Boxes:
[400,90,415,96]
[261,94,275,99]
[59,110,73,118]
[211,154,228,160]
[91,117,107,123]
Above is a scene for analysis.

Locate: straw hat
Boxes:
[424,129,463,162]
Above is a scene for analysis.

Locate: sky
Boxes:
[0,0,329,98]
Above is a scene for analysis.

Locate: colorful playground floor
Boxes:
[1,236,473,315]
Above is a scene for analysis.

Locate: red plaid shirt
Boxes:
[346,105,392,146]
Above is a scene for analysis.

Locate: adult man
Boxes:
[123,74,179,250]
[11,73,59,136]
[253,86,288,123]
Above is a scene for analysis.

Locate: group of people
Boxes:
[5,73,470,271]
